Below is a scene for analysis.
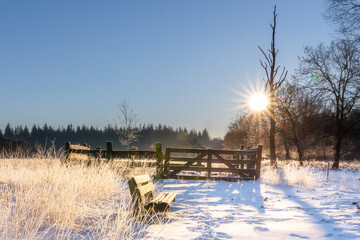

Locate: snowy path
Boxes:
[144,170,360,240]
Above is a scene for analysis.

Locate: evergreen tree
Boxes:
[4,123,14,139]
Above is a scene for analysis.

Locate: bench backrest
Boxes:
[128,175,155,209]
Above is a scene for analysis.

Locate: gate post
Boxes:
[255,145,263,180]
[207,150,212,179]
[155,143,164,178]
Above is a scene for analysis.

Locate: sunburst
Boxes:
[249,93,269,112]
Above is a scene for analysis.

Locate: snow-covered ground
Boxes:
[144,169,360,240]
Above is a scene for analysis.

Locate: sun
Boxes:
[249,93,268,111]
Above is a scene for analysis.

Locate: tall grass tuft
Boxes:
[261,161,323,189]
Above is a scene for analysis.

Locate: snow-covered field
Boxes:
[144,168,360,240]
[1,158,359,239]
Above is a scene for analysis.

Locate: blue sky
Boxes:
[0,0,332,138]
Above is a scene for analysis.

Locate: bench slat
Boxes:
[151,192,167,203]
[159,192,176,204]
[137,182,155,196]
[132,175,151,185]
[146,192,177,212]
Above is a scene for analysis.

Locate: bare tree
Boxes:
[325,0,360,39]
[224,111,269,150]
[278,83,324,165]
[116,99,139,150]
[298,39,360,169]
[259,5,287,167]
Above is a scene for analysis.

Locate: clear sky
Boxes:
[0,0,333,138]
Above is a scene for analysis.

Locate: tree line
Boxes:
[1,123,223,151]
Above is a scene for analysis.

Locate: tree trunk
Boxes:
[297,146,304,166]
[332,136,342,169]
[269,111,276,167]
[283,139,290,160]
[332,110,343,169]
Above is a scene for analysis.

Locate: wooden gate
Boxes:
[163,145,262,181]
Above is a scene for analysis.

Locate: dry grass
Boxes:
[0,153,163,239]
[261,162,323,189]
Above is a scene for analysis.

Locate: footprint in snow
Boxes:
[253,226,269,232]
[289,233,310,239]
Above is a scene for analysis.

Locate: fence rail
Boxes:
[64,141,262,181]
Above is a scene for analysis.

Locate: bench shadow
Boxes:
[158,179,265,239]
[160,179,264,212]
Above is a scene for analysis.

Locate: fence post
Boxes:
[95,147,102,165]
[164,148,170,177]
[155,143,164,178]
[255,145,262,180]
[207,150,212,179]
[106,141,113,163]
[63,142,71,164]
[247,146,253,170]
[240,145,245,169]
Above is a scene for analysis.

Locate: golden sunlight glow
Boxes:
[249,93,268,111]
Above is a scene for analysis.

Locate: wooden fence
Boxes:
[64,141,161,163]
[163,145,262,180]
[64,141,262,181]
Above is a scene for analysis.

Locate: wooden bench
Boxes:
[128,175,176,215]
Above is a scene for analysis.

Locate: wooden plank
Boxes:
[132,175,151,185]
[166,147,257,155]
[168,158,256,164]
[168,164,205,168]
[168,167,256,173]
[137,182,155,196]
[167,175,255,181]
[211,159,256,164]
[69,144,91,150]
[147,192,176,212]
[151,193,167,203]
[167,157,208,162]
[160,192,176,204]
[166,148,208,154]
